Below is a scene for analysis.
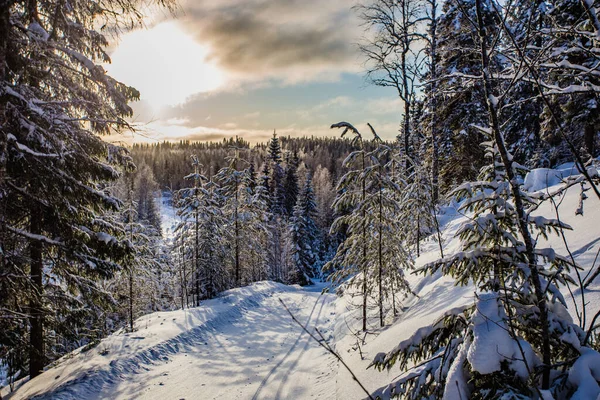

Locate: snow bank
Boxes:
[4,165,600,400]
[523,164,578,192]
[524,161,599,192]
[2,282,294,400]
[568,347,600,400]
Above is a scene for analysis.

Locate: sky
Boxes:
[104,0,403,144]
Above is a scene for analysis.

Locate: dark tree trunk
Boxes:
[403,95,411,173]
[129,271,134,332]
[128,178,135,332]
[194,165,200,307]
[584,125,595,158]
[29,208,44,379]
[428,0,439,202]
[235,180,240,287]
[0,3,12,188]
[195,206,200,306]
[0,2,10,81]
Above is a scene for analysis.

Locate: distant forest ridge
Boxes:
[129,135,373,191]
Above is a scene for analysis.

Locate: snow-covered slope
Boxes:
[332,170,600,397]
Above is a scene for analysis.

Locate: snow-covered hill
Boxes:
[3,166,599,400]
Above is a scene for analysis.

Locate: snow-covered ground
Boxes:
[2,166,600,399]
[2,282,337,400]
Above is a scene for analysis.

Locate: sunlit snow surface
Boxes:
[3,167,600,399]
[4,282,337,399]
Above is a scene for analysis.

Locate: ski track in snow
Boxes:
[7,283,337,400]
[252,293,328,400]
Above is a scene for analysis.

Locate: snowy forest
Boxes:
[1,0,600,399]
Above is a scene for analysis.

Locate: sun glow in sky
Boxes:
[103,0,404,144]
[106,21,224,109]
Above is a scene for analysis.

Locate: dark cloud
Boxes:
[179,0,361,78]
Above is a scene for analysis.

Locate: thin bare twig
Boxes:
[279,298,375,400]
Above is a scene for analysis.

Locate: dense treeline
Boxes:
[129,136,358,192]
[169,133,340,306]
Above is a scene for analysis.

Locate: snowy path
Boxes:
[113,290,337,400]
[5,283,338,400]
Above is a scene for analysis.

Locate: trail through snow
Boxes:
[4,283,338,400]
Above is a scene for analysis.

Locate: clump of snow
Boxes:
[524,162,599,192]
[524,165,576,192]
[467,293,512,375]
[568,347,600,400]
[560,327,582,351]
[444,336,471,400]
[95,232,115,245]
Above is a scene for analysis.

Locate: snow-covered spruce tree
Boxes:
[173,208,190,309]
[266,132,288,281]
[365,127,413,327]
[268,132,286,216]
[217,142,268,288]
[216,146,246,288]
[197,177,228,299]
[325,122,370,331]
[174,155,207,306]
[241,163,270,284]
[399,155,444,259]
[372,1,600,397]
[283,151,300,217]
[290,172,319,285]
[326,122,412,330]
[259,160,271,211]
[0,0,172,379]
